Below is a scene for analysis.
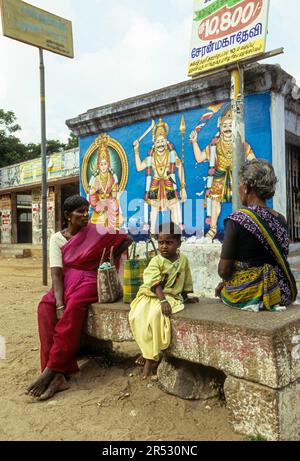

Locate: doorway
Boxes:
[286,144,300,242]
[17,193,32,243]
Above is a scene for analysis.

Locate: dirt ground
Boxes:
[0,257,244,442]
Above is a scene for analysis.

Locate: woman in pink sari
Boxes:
[27,195,131,400]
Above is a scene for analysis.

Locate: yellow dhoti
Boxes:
[129,294,183,361]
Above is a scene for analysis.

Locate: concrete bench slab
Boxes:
[86,300,300,440]
[87,300,300,389]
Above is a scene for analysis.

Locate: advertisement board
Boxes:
[188,0,270,76]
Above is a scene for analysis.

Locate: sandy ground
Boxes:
[0,257,244,442]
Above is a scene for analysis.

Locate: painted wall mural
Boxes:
[133,117,187,234]
[81,133,128,229]
[189,104,255,239]
[80,93,272,240]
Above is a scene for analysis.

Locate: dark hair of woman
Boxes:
[62,195,89,227]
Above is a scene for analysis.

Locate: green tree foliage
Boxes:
[25,139,66,159]
[66,131,78,150]
[0,110,78,168]
[0,109,27,167]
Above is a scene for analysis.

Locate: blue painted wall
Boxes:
[80,92,272,239]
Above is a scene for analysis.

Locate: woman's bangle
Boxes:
[56,305,64,311]
[160,299,168,304]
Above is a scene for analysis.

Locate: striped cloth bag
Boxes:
[123,240,157,304]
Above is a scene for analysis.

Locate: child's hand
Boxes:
[161,301,172,317]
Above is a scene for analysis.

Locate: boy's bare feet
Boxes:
[142,359,156,379]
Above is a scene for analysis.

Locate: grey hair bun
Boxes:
[239,159,278,200]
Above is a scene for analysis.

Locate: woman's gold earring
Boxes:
[68,218,71,222]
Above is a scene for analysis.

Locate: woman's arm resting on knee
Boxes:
[218,259,234,281]
[51,267,64,319]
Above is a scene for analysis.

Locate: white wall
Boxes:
[271,92,287,217]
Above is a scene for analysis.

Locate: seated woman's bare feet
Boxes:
[135,355,146,367]
[142,359,156,379]
[26,368,55,398]
[39,373,69,401]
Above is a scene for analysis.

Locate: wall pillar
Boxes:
[0,194,12,244]
[224,375,300,441]
[47,186,56,239]
[55,184,62,232]
[271,92,287,217]
[10,192,17,244]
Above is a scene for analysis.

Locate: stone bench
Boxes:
[86,300,300,441]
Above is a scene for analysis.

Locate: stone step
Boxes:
[290,242,300,254]
[289,255,300,265]
[0,248,31,258]
[0,244,42,250]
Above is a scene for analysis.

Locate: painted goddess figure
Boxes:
[189,107,255,240]
[133,118,187,234]
[88,135,122,229]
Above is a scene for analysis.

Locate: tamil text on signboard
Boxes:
[0,0,73,58]
[188,0,270,76]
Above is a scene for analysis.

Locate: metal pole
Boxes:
[231,67,245,212]
[39,48,48,286]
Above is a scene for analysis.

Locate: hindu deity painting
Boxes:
[81,133,128,229]
[79,93,271,239]
[189,103,256,240]
[133,117,187,234]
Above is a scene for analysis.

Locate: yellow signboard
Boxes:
[0,0,73,58]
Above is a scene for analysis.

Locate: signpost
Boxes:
[0,0,74,286]
[188,0,271,212]
[0,0,73,57]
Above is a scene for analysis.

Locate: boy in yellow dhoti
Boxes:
[129,223,193,379]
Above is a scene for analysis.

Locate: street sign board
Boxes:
[188,0,270,76]
[0,0,73,58]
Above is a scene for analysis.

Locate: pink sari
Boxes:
[38,224,128,375]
